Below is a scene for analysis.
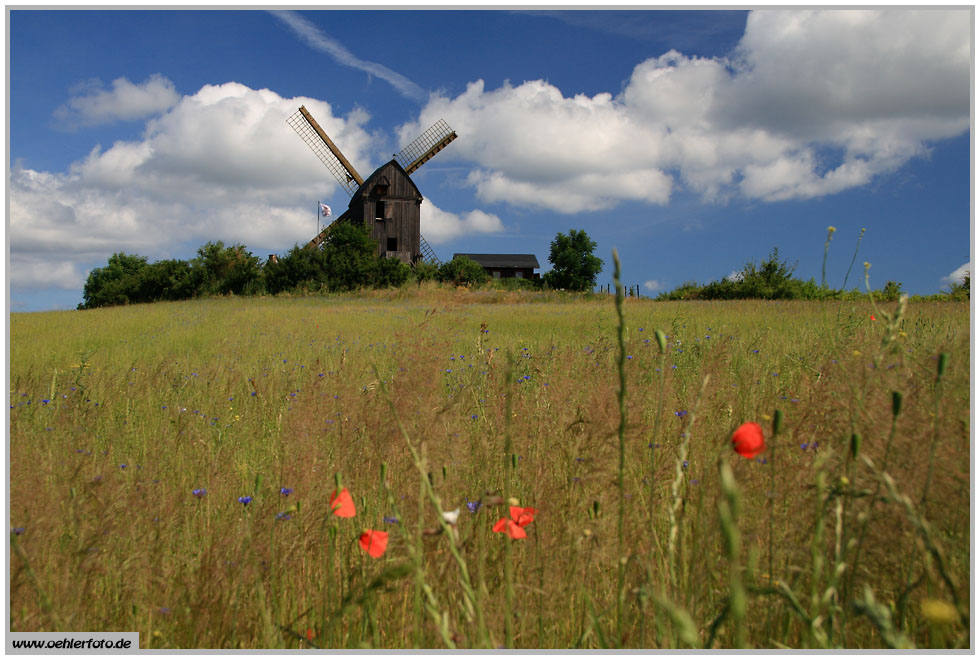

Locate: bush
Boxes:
[263,245,328,294]
[322,222,382,292]
[948,274,970,301]
[377,257,412,288]
[138,259,200,301]
[193,241,263,296]
[412,261,439,284]
[80,253,149,309]
[438,256,490,285]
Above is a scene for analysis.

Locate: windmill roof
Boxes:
[454,253,540,269]
[351,159,422,201]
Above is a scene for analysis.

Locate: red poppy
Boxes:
[305,628,315,641]
[731,422,766,459]
[509,506,538,527]
[358,529,389,558]
[492,518,527,539]
[329,488,356,518]
[870,314,877,321]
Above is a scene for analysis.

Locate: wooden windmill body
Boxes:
[288,105,454,265]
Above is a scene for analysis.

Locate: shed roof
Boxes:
[454,253,540,269]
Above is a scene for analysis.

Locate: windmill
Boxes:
[287,105,456,266]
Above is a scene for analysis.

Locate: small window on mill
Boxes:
[387,237,398,252]
[375,200,386,220]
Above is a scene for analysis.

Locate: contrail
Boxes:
[271,10,427,103]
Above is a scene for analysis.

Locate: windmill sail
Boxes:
[287,106,364,196]
[395,119,458,175]
[418,235,441,266]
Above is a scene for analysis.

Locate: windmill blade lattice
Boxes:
[395,119,458,175]
[287,107,363,197]
[418,235,442,266]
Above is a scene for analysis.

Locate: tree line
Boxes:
[79,225,606,309]
[653,247,970,302]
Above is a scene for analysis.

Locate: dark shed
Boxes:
[454,253,541,280]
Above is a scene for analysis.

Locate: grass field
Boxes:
[8,285,971,649]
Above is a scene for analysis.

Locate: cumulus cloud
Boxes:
[53,74,179,128]
[941,262,971,286]
[643,280,663,292]
[421,201,505,244]
[11,83,379,286]
[411,9,968,212]
[271,10,426,103]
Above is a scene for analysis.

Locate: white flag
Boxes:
[319,203,332,218]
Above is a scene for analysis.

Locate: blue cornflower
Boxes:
[471,414,478,420]
[275,512,291,521]
[682,460,689,469]
[466,500,482,514]
[12,527,25,535]
[675,410,688,418]
[626,355,633,360]
[119,464,127,469]
[383,516,399,524]
[280,487,293,496]
[238,496,253,506]
[192,488,206,498]
[800,443,809,451]
[671,365,678,370]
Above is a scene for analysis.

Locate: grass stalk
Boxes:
[612,250,628,647]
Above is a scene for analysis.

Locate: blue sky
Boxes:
[7,8,973,311]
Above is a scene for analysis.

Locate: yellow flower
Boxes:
[921,598,959,625]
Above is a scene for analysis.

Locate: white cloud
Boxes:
[643,280,662,292]
[411,9,968,212]
[726,270,745,282]
[941,262,971,286]
[8,253,87,291]
[271,10,426,103]
[54,74,179,128]
[11,83,376,283]
[421,200,504,244]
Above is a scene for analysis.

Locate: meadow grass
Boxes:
[8,285,970,649]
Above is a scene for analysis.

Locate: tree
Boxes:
[544,229,603,291]
[322,222,381,291]
[263,244,329,294]
[438,255,489,285]
[193,241,262,295]
[80,252,148,309]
